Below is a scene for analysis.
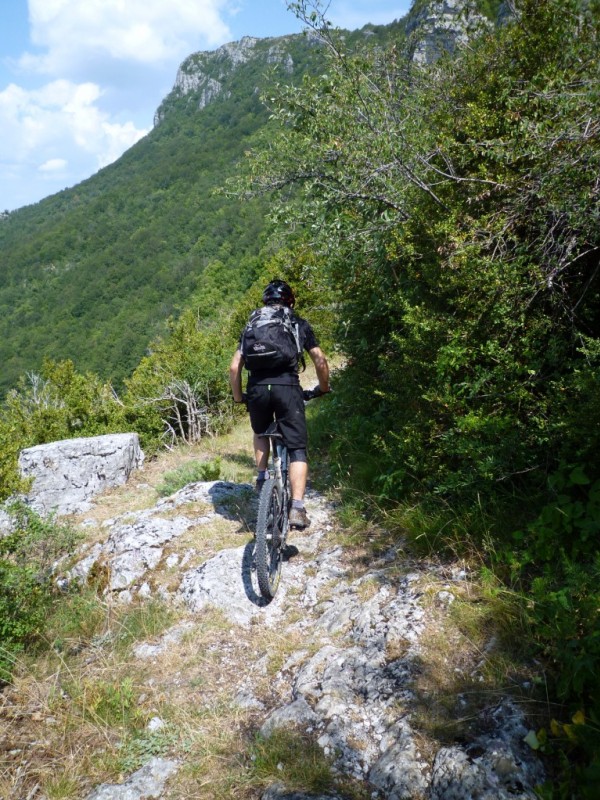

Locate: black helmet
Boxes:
[262,279,295,308]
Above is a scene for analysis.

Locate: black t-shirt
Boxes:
[240,314,319,386]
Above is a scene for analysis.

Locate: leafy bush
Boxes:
[124,306,237,453]
[246,2,600,793]
[254,0,600,507]
[0,502,82,681]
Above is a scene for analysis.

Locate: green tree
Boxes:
[240,5,600,784]
[243,0,600,504]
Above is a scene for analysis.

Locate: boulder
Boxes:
[18,433,144,516]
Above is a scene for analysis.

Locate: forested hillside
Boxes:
[0,34,324,395]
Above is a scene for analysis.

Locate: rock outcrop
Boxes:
[406,0,491,64]
[154,1,513,127]
[85,757,178,800]
[18,433,144,516]
[73,480,544,799]
[154,34,297,124]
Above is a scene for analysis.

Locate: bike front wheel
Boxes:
[255,478,284,599]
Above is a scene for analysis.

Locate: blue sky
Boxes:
[0,1,412,212]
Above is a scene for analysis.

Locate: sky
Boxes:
[0,1,412,212]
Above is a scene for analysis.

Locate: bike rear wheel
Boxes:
[255,478,284,599]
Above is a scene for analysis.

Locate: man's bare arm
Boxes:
[308,346,330,393]
[229,350,245,403]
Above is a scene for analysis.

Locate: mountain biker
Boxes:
[229,279,330,529]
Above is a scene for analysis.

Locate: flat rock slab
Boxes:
[85,757,178,799]
[19,433,144,516]
[262,785,342,800]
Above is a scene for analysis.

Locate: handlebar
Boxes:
[236,386,331,406]
[302,386,332,401]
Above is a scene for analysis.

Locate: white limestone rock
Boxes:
[85,757,178,799]
[18,433,144,516]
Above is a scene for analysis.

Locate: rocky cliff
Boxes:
[154,1,512,126]
[406,0,492,63]
[154,34,307,126]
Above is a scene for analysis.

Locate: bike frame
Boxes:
[253,391,322,599]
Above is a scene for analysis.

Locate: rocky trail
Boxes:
[1,433,546,800]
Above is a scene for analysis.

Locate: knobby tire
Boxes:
[255,478,283,599]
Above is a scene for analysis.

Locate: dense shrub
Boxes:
[246,1,600,791]
[0,502,81,681]
[0,359,128,502]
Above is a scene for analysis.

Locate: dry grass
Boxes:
[409,573,536,757]
[0,597,298,799]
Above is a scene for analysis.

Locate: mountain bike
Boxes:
[254,387,324,600]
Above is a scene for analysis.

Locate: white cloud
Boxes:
[0,79,149,176]
[39,157,68,172]
[24,0,233,76]
[0,0,238,209]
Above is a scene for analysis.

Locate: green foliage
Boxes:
[0,502,82,681]
[0,359,128,502]
[68,675,141,727]
[503,465,600,746]
[0,280,240,497]
[255,0,600,506]
[156,458,222,496]
[117,727,179,773]
[123,308,236,451]
[242,1,600,792]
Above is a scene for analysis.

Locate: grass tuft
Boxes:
[156,458,223,496]
[250,729,336,794]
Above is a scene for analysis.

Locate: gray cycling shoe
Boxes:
[289,506,310,529]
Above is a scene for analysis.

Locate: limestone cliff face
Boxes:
[405,0,492,64]
[154,35,299,125]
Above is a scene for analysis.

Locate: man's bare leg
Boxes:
[253,433,269,472]
[290,460,308,502]
[289,460,310,528]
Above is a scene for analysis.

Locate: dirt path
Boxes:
[1,441,545,799]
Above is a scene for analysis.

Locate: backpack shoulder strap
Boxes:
[289,312,306,372]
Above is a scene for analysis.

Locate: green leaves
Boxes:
[0,503,82,681]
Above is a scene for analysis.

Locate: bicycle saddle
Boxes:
[259,421,283,438]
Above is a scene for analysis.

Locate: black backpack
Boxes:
[241,305,303,372]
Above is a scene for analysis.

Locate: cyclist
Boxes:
[229,279,330,529]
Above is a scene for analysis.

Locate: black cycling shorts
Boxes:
[247,383,308,451]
